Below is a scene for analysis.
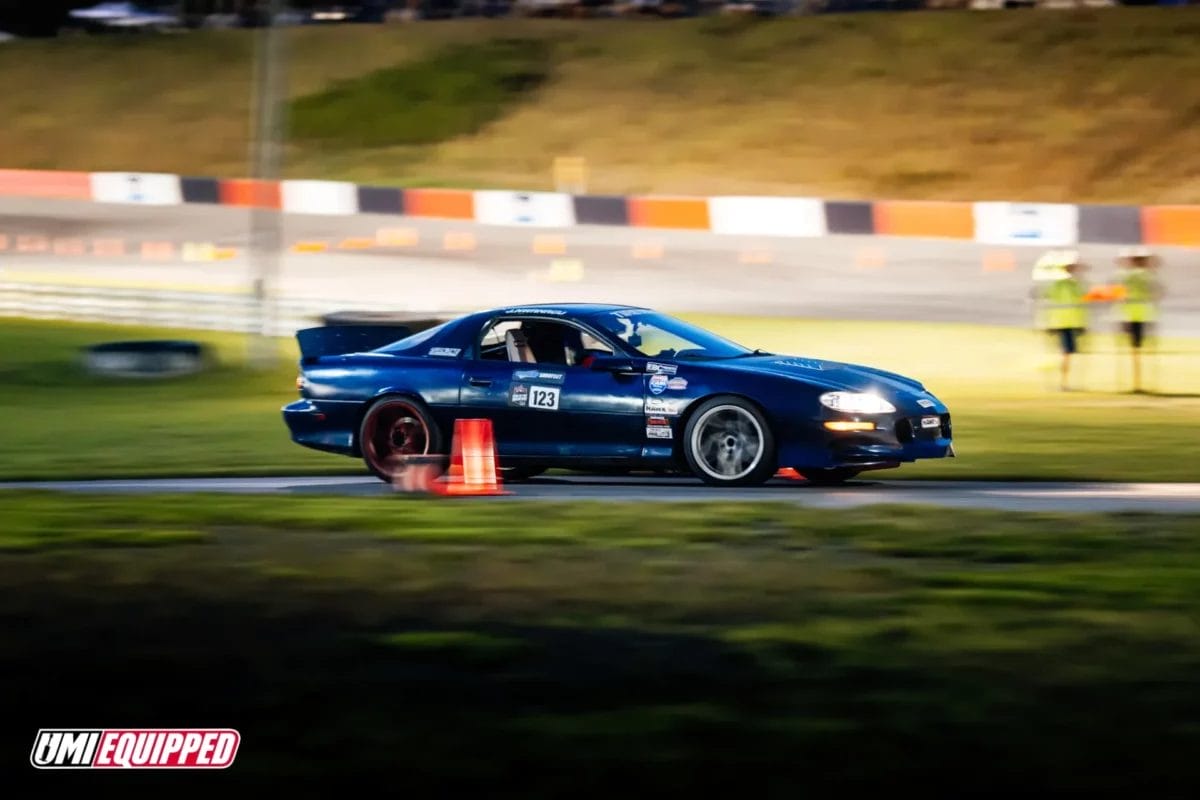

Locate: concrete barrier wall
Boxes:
[280,180,358,216]
[973,202,1079,247]
[90,172,183,205]
[708,196,826,237]
[474,190,576,227]
[0,169,92,200]
[0,167,1194,247]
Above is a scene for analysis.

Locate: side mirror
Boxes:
[590,356,640,376]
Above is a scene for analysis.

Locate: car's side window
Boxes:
[477,319,614,367]
[478,320,524,362]
[574,329,614,367]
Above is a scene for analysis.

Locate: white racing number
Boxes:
[529,385,561,411]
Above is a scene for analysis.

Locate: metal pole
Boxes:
[247,0,286,368]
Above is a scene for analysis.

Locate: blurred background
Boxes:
[5,0,1186,40]
[1,0,1198,480]
[3,2,1200,790]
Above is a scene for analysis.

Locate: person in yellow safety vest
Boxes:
[1116,247,1163,393]
[1030,250,1071,331]
[1043,252,1089,391]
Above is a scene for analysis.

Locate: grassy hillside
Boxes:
[0,9,1198,202]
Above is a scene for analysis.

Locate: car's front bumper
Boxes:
[778,411,954,470]
[831,411,953,463]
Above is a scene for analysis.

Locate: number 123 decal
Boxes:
[529,385,561,410]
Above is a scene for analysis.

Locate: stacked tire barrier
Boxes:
[82,340,210,378]
[0,168,1197,247]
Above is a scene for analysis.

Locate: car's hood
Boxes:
[713,355,927,395]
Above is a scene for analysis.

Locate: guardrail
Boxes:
[0,282,392,336]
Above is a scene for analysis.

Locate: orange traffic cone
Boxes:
[775,467,803,480]
[431,418,510,496]
[391,454,446,494]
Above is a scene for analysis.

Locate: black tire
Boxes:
[682,395,777,487]
[358,396,444,483]
[797,468,861,486]
[502,466,546,482]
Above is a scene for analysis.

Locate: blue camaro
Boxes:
[283,304,953,486]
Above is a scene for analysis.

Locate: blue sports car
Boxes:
[283,304,953,486]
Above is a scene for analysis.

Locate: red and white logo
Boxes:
[30,729,240,769]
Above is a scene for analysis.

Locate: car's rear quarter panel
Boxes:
[292,354,463,456]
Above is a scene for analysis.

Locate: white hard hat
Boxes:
[1034,250,1059,268]
[1032,250,1069,281]
[1058,249,1081,266]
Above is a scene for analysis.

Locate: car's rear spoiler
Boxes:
[296,325,412,362]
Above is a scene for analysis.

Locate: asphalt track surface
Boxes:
[3,198,1200,332]
[7,475,1200,512]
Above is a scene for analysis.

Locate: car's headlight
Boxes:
[819,391,896,414]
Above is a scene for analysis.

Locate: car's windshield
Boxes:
[589,310,753,360]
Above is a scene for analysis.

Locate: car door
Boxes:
[458,316,645,461]
[556,358,645,459]
[526,319,644,460]
[457,318,553,457]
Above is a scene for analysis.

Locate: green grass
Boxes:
[290,38,552,147]
[1,316,1198,481]
[4,493,1200,790]
[1,10,1199,201]
[0,319,352,480]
